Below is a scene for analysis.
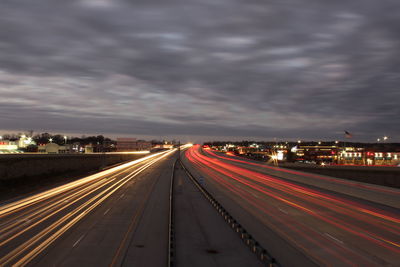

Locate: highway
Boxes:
[1,144,399,267]
[183,145,400,267]
[0,149,176,266]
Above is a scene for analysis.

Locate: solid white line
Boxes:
[72,234,85,247]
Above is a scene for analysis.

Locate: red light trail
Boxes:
[184,145,400,266]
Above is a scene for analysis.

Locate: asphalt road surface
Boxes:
[173,161,263,267]
[0,149,176,266]
[182,145,400,267]
[1,145,399,267]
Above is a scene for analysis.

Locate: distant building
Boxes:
[38,143,58,154]
[340,150,400,166]
[37,143,70,154]
[85,144,94,153]
[295,145,339,163]
[116,138,152,151]
[294,145,400,166]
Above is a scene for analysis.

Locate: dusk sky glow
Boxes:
[1,0,399,142]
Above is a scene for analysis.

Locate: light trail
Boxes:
[0,164,141,236]
[186,157,363,266]
[185,145,400,266]
[0,150,171,217]
[204,148,400,195]
[0,149,176,266]
[202,148,400,227]
[105,151,150,154]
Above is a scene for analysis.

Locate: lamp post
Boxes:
[49,138,53,143]
[64,136,67,144]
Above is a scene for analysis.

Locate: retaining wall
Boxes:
[0,153,148,185]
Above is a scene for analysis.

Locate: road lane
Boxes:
[183,145,400,266]
[0,149,176,266]
[204,148,400,208]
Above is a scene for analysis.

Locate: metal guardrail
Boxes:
[168,159,177,267]
[179,159,280,267]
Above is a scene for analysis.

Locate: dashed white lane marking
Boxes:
[278,208,288,214]
[72,234,85,248]
[324,233,344,244]
[103,208,111,215]
[250,192,260,199]
[119,194,125,199]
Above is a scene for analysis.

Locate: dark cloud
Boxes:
[0,0,399,142]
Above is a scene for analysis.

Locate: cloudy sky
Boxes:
[1,0,399,142]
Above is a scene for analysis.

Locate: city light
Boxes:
[23,137,32,145]
[277,150,284,160]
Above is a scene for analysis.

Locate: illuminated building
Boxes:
[295,145,339,163]
[295,145,400,166]
[18,135,35,148]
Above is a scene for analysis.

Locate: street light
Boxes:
[49,138,53,143]
[297,140,301,144]
[377,138,381,142]
[335,140,339,144]
[64,136,67,144]
[0,136,2,140]
[383,136,388,141]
